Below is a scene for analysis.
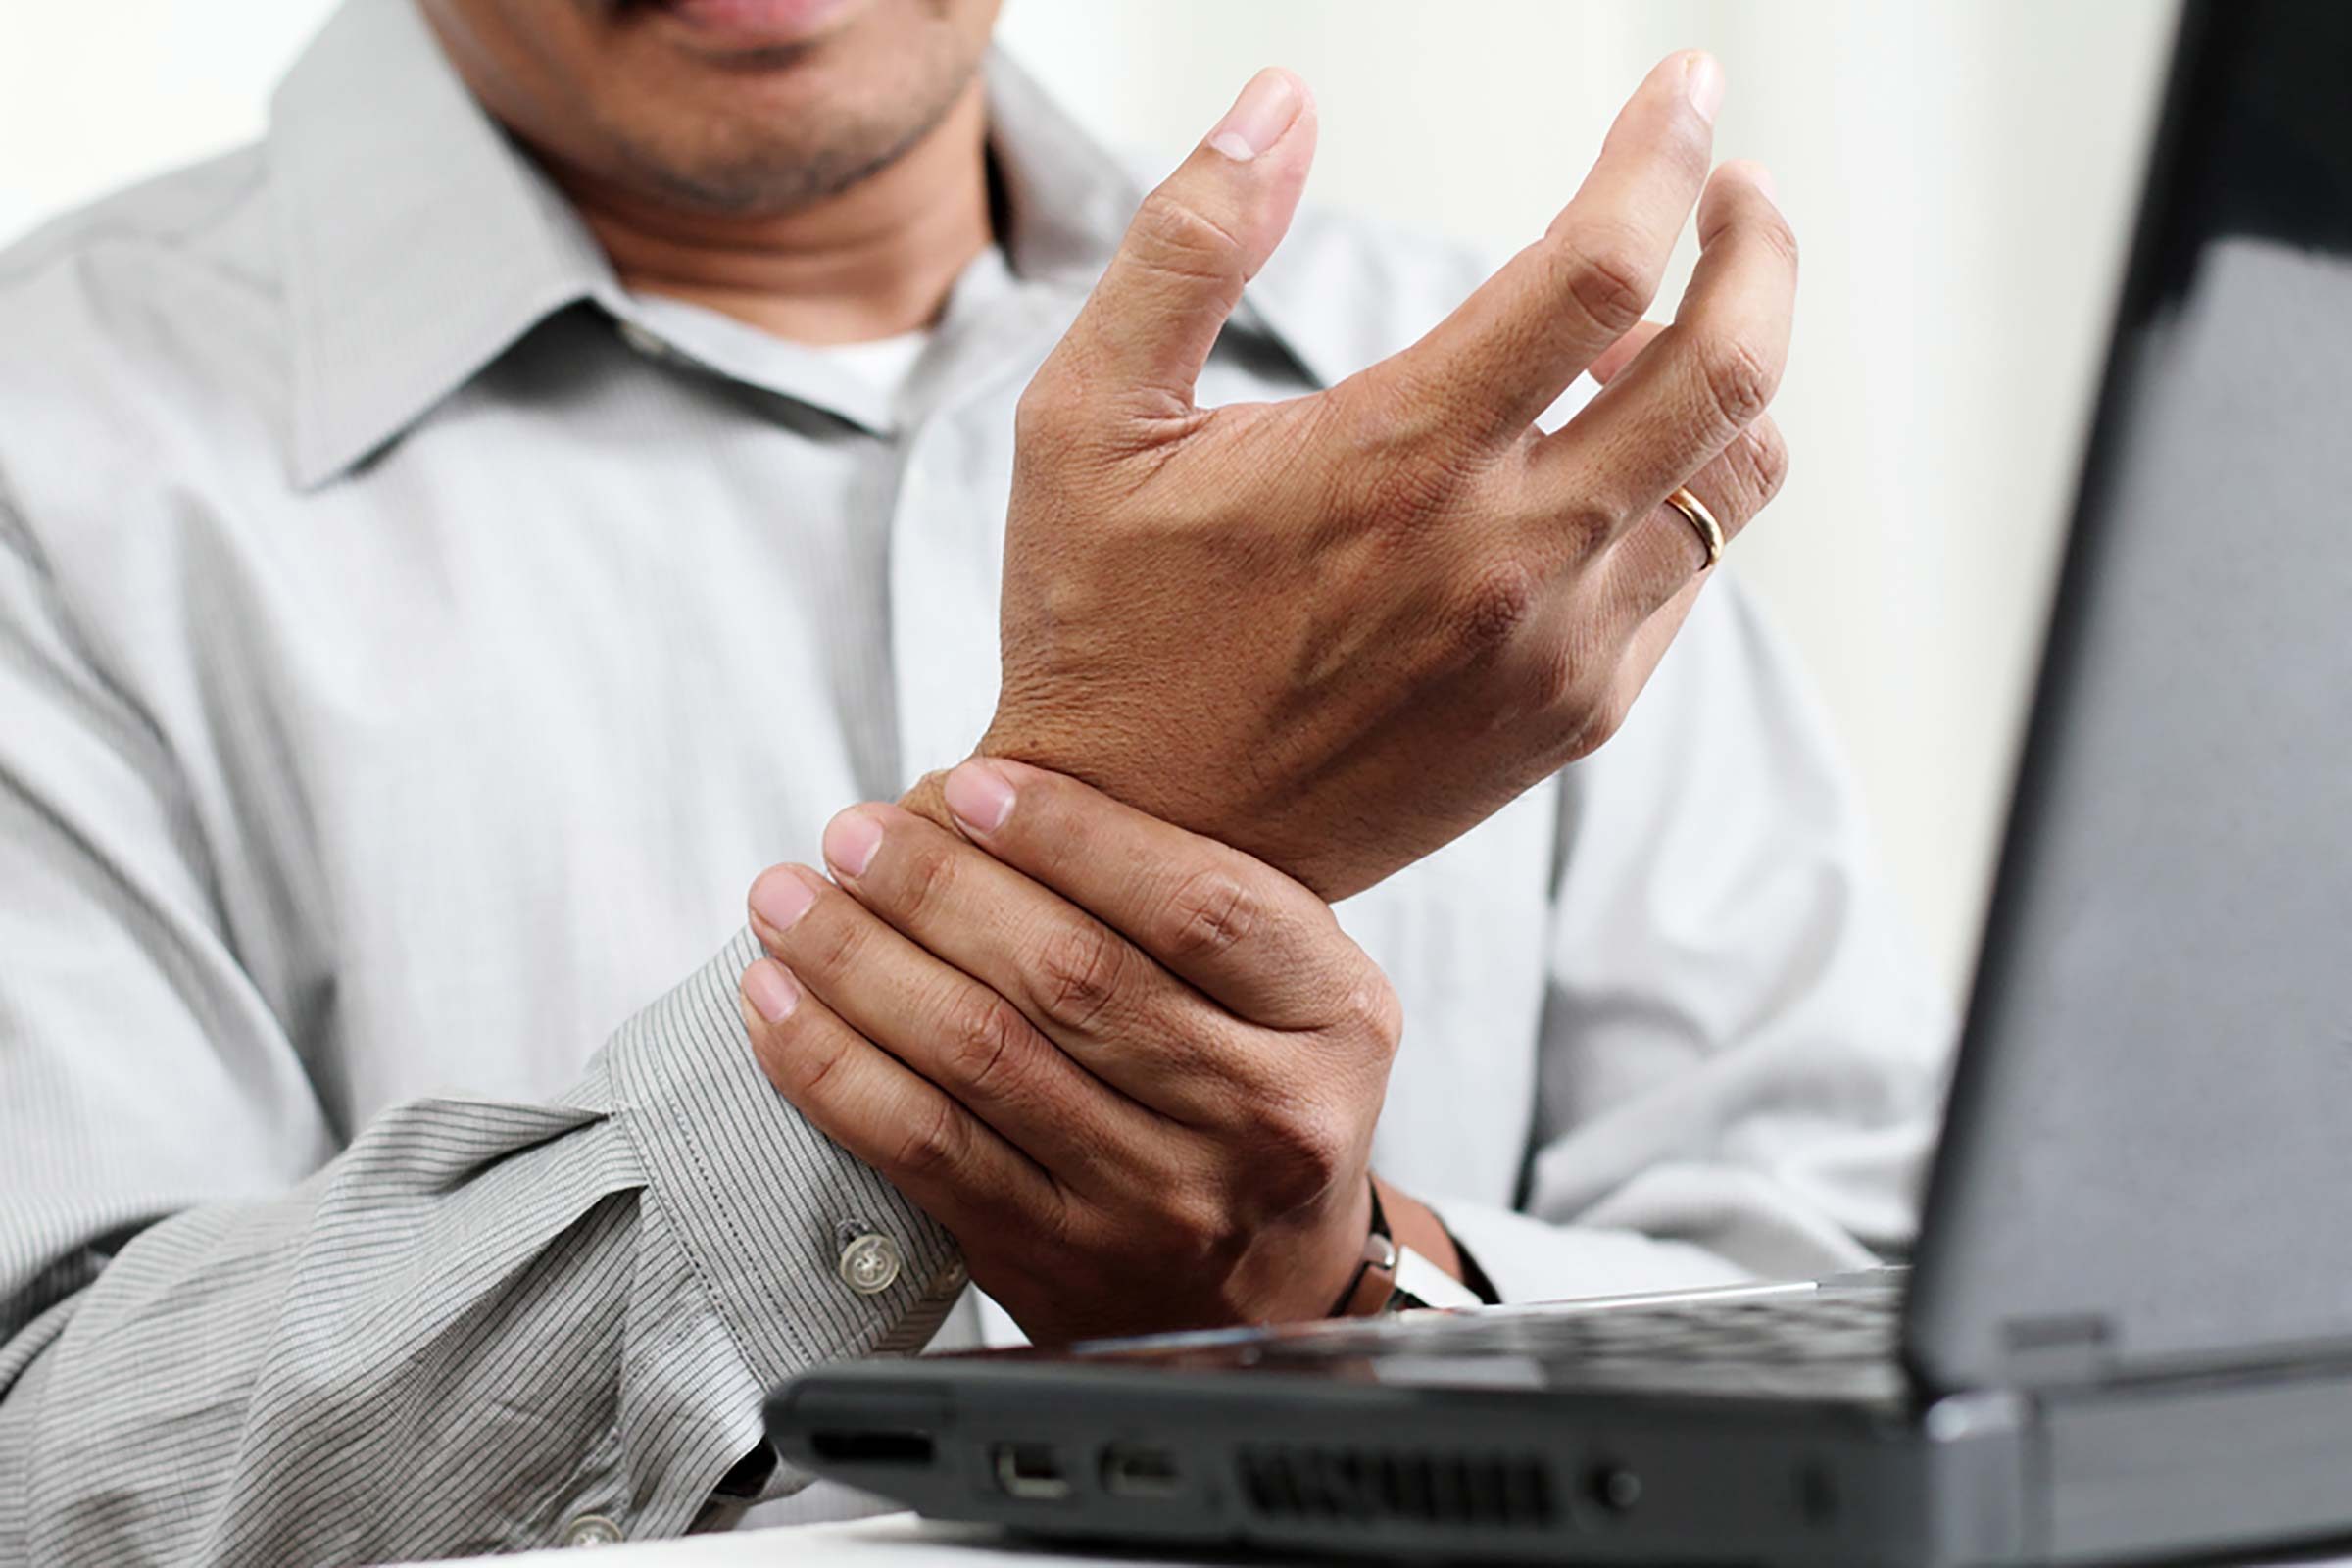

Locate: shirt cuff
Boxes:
[1425,1197,1754,1306]
[604,928,966,1388]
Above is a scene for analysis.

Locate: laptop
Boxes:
[766,3,2352,1561]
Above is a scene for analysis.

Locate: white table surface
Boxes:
[428,1509,2352,1568]
[443,1513,1304,1567]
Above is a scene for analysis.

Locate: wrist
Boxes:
[1224,1169,1375,1327]
[1374,1179,1466,1288]
[1325,1175,1492,1318]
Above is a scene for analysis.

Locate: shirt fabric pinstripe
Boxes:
[0,0,1954,1560]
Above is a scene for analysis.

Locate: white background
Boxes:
[0,0,2180,990]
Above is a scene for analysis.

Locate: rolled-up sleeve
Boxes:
[0,500,958,1564]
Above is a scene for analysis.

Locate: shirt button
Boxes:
[563,1514,623,1547]
[837,1232,904,1296]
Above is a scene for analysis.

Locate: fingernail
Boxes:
[1684,51,1725,124]
[943,760,1016,835]
[750,866,817,933]
[822,808,884,879]
[1207,67,1302,162]
[743,959,801,1023]
[1748,163,1780,203]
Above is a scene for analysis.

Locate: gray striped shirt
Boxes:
[0,1,1952,1560]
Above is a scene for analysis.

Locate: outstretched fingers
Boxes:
[1530,160,1796,561]
[1377,51,1724,447]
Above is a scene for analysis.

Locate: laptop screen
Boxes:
[1908,0,2352,1390]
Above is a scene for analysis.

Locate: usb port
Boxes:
[1101,1444,1183,1499]
[992,1443,1072,1500]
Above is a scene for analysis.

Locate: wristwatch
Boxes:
[1327,1175,1492,1316]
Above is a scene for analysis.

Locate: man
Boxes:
[0,0,1947,1559]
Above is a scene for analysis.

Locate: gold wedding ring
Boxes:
[1663,485,1724,572]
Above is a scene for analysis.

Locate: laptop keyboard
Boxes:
[1374,1286,1900,1361]
[1074,1284,1912,1404]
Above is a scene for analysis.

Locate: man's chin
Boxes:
[597,59,981,218]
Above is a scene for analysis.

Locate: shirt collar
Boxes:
[270,0,1334,488]
[271,0,614,487]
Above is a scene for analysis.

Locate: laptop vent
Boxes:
[1235,1444,1554,1530]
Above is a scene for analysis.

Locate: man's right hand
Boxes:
[970,52,1794,902]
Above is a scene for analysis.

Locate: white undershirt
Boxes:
[814,327,933,404]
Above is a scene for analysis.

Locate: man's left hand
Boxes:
[735,760,1409,1345]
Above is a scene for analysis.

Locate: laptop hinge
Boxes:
[1999,1313,2116,1385]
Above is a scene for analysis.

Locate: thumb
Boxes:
[1052,69,1317,420]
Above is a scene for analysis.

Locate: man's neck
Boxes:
[562,83,993,346]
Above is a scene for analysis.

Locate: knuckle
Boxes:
[1263,1102,1350,1196]
[752,1012,810,1093]
[892,1096,966,1182]
[1129,190,1245,282]
[1737,418,1792,511]
[1338,364,1449,455]
[939,990,1029,1100]
[1035,1185,1082,1254]
[1158,865,1261,965]
[801,895,866,980]
[1551,228,1655,340]
[1149,1183,1243,1267]
[1032,921,1131,1034]
[789,1039,843,1099]
[890,838,961,926]
[1694,333,1778,433]
[1751,204,1801,272]
[1551,490,1625,564]
[1156,1182,1228,1245]
[1007,1198,1085,1292]
[1449,556,1544,658]
[1346,970,1406,1059]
